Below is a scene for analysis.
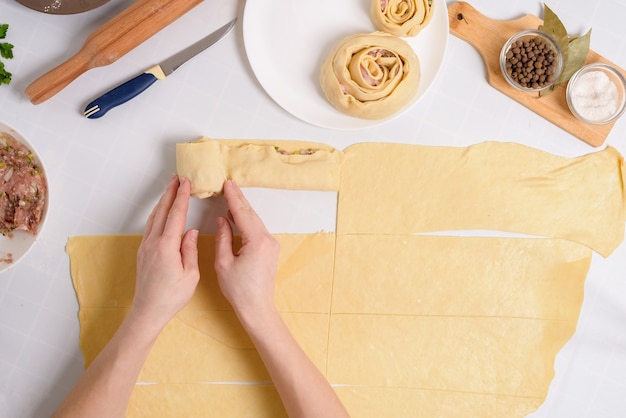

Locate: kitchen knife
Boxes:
[83,18,236,119]
[26,0,204,104]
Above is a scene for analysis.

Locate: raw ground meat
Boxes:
[0,132,47,237]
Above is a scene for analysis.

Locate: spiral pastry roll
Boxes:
[371,0,434,37]
[320,32,420,120]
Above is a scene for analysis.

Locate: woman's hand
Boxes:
[213,180,280,324]
[53,175,201,418]
[132,174,200,330]
[213,180,350,418]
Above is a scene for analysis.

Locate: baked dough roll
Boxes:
[371,0,434,37]
[320,32,420,120]
[176,138,343,198]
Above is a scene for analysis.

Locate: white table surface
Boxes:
[1,0,625,417]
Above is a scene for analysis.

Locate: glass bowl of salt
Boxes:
[566,63,626,125]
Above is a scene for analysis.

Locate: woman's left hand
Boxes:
[132,175,200,330]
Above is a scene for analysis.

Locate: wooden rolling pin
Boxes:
[25,0,203,104]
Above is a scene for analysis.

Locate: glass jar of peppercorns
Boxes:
[500,29,563,93]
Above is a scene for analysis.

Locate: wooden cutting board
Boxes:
[448,1,626,147]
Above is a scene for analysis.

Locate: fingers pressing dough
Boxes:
[319,32,420,120]
[371,0,435,37]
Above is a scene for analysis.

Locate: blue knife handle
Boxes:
[83,72,158,119]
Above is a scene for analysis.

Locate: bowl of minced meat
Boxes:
[0,121,48,272]
[566,63,626,125]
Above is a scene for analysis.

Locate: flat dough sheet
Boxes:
[177,140,626,256]
[68,141,626,417]
[69,235,591,418]
[337,142,626,257]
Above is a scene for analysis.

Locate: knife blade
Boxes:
[83,18,236,119]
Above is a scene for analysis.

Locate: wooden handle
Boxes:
[25,52,92,106]
[448,1,622,147]
[25,0,203,104]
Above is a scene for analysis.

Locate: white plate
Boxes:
[243,0,449,129]
[0,121,49,273]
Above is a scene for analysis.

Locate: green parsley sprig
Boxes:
[0,24,14,86]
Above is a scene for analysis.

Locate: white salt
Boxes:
[570,70,619,121]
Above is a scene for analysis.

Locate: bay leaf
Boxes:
[539,4,569,54]
[556,29,592,84]
[536,4,592,98]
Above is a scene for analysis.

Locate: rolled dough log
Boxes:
[176,138,343,198]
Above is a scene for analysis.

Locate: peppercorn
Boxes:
[504,35,558,89]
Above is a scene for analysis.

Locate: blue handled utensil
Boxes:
[83,18,236,119]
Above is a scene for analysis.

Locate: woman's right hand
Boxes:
[213,180,281,324]
[213,180,350,418]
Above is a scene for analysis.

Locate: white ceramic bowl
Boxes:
[566,63,626,125]
[0,121,49,273]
